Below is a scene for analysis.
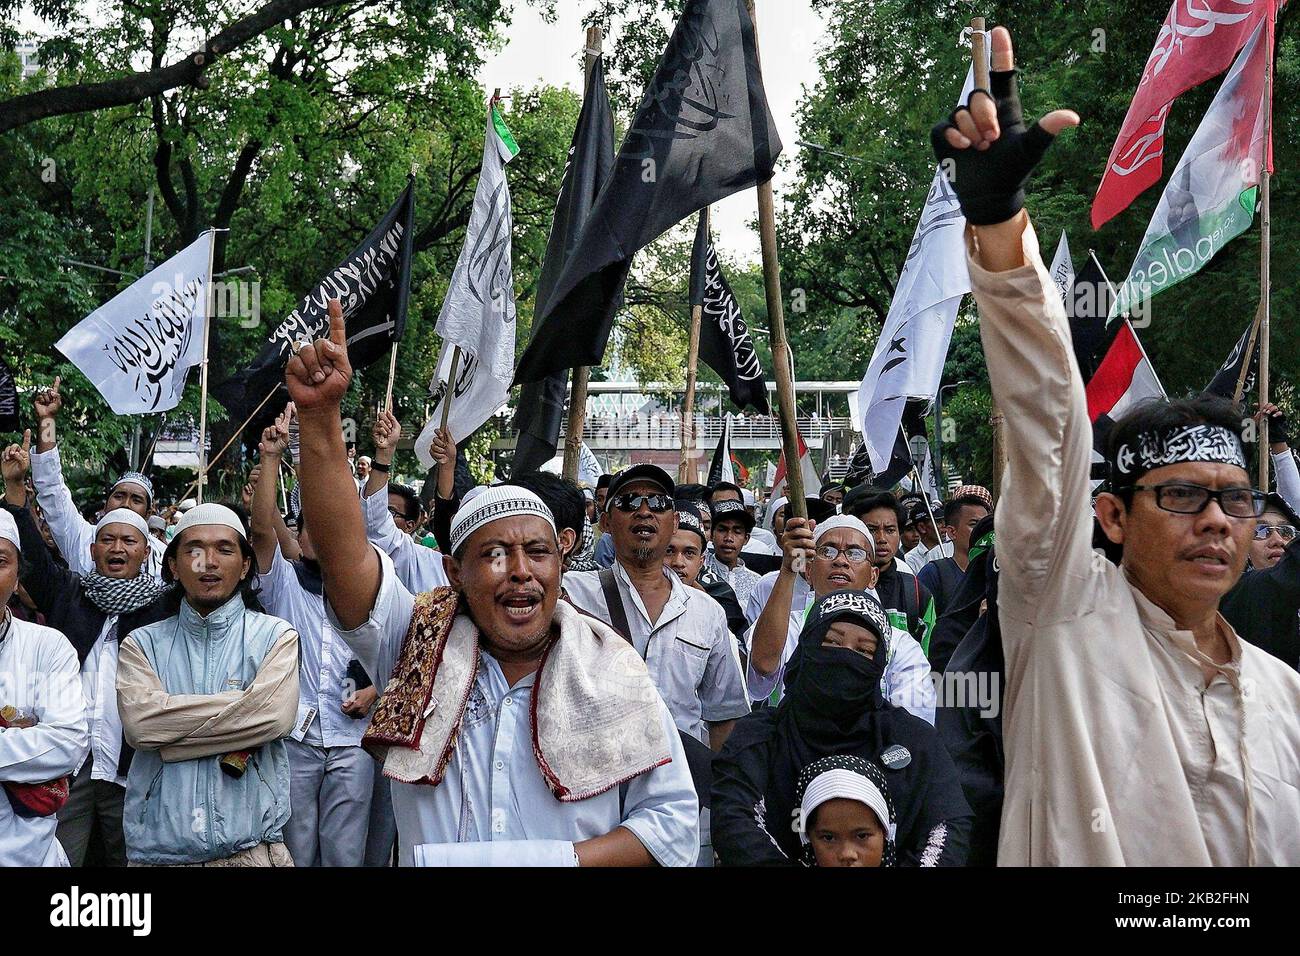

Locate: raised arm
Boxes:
[284,300,380,630]
[1,432,72,614]
[930,27,1084,608]
[28,377,94,572]
[250,405,294,574]
[361,409,414,556]
[748,518,814,678]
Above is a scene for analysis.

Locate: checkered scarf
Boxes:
[82,571,171,617]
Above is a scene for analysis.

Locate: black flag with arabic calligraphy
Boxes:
[0,356,18,432]
[689,211,769,414]
[215,180,415,424]
[511,0,782,385]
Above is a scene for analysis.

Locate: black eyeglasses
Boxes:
[815,544,871,564]
[388,506,414,521]
[610,493,673,514]
[1130,483,1265,519]
[1254,523,1298,541]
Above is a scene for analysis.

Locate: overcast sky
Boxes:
[479,0,827,263]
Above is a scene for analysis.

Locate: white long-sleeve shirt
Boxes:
[329,548,699,867]
[740,570,936,724]
[1272,448,1300,516]
[360,482,449,594]
[0,614,90,866]
[30,447,165,580]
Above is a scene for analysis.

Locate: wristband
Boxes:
[371,461,390,473]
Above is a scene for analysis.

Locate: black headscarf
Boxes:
[712,589,972,866]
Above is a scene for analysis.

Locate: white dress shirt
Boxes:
[905,539,953,575]
[741,570,936,723]
[258,544,369,747]
[328,548,700,866]
[361,481,449,594]
[0,614,90,866]
[79,620,127,786]
[564,563,751,744]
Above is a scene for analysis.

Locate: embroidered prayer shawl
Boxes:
[363,588,671,801]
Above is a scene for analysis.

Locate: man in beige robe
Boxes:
[935,26,1300,865]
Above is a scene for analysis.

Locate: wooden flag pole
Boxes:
[441,345,463,431]
[176,383,281,505]
[384,344,399,414]
[971,16,1007,501]
[196,228,217,503]
[747,0,806,518]
[562,26,603,483]
[1257,12,1273,489]
[1232,302,1264,408]
[680,206,709,484]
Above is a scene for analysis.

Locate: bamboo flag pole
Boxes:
[196,228,218,503]
[747,0,806,518]
[1232,302,1263,408]
[563,26,603,483]
[175,383,281,505]
[971,16,1007,501]
[440,346,463,431]
[1257,9,1273,489]
[680,206,709,484]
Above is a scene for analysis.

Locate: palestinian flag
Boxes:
[1086,320,1167,485]
[1111,15,1274,319]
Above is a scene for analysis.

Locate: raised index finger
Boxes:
[327,299,346,349]
[990,25,1014,73]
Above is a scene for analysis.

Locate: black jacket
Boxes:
[1220,535,1300,670]
[712,706,971,866]
[5,501,173,776]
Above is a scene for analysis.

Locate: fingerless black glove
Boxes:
[1270,408,1290,447]
[930,69,1060,225]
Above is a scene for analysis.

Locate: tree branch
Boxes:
[0,0,362,133]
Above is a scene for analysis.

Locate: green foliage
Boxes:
[780,0,1298,486]
[0,0,571,492]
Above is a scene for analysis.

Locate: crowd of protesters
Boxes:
[3,26,1298,868]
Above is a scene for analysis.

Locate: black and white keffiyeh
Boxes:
[81,571,171,617]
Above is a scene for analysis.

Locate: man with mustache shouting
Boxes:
[285,302,699,867]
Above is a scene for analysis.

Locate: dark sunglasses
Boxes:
[610,493,673,514]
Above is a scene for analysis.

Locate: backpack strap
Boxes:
[599,568,633,644]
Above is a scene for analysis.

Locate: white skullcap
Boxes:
[113,471,154,502]
[147,515,168,532]
[449,485,556,556]
[0,510,19,554]
[177,498,198,512]
[95,508,149,539]
[761,495,788,532]
[813,514,873,548]
[461,485,490,507]
[171,503,247,542]
[799,768,895,845]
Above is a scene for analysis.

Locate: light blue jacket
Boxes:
[119,593,298,865]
